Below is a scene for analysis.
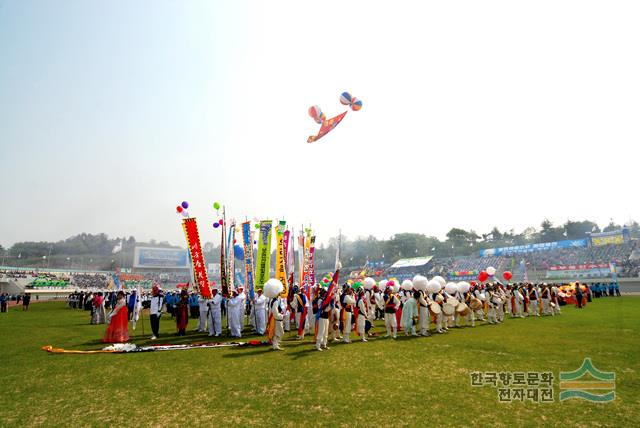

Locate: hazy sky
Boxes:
[1,1,639,248]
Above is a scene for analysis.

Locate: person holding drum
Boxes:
[416,289,431,336]
[432,290,447,334]
[472,284,486,321]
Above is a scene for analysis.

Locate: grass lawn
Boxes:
[0,297,638,427]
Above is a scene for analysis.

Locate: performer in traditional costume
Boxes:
[282,297,291,333]
[551,285,561,315]
[540,284,551,315]
[269,296,284,351]
[208,288,223,337]
[417,290,431,336]
[314,288,332,351]
[527,284,539,316]
[432,291,446,334]
[253,288,267,335]
[341,287,356,343]
[197,293,209,332]
[383,287,399,338]
[176,289,189,336]
[91,292,106,325]
[328,292,342,342]
[103,291,129,343]
[473,285,486,321]
[401,291,419,336]
[486,286,498,324]
[227,289,244,338]
[463,289,476,327]
[291,287,307,340]
[356,288,369,342]
[149,285,163,340]
[495,284,506,323]
[374,286,384,321]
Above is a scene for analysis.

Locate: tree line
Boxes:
[1,219,637,271]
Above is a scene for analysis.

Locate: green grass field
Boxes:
[1,298,638,427]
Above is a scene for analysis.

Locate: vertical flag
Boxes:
[302,234,311,296]
[275,221,288,298]
[255,220,273,289]
[181,217,212,298]
[220,217,228,296]
[227,221,236,293]
[283,229,290,273]
[242,221,256,300]
[298,232,305,287]
[308,235,316,287]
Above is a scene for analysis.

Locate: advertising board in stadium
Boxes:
[590,229,629,247]
[546,265,611,279]
[133,246,189,269]
[479,239,588,257]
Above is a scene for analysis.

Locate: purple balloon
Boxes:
[181,201,189,209]
[213,222,219,228]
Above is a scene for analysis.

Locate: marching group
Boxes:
[93,275,603,352]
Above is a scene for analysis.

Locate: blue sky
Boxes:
[1,1,639,248]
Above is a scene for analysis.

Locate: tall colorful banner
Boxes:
[283,229,290,274]
[255,220,273,289]
[220,217,228,296]
[227,220,235,293]
[242,222,256,300]
[308,235,316,287]
[275,221,288,298]
[302,234,311,296]
[181,218,211,299]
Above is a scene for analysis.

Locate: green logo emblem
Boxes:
[559,358,615,402]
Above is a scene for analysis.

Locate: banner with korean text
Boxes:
[182,218,211,299]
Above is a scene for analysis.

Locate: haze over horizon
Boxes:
[1,1,638,249]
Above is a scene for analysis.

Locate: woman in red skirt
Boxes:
[103,291,129,343]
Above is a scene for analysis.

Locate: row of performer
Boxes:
[122,278,571,351]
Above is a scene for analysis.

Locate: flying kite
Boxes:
[307,92,363,143]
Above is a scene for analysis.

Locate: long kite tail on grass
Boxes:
[41,341,269,355]
[41,345,116,354]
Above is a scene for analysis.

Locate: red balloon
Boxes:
[176,206,183,213]
[503,271,513,281]
[219,219,224,226]
[477,271,489,282]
